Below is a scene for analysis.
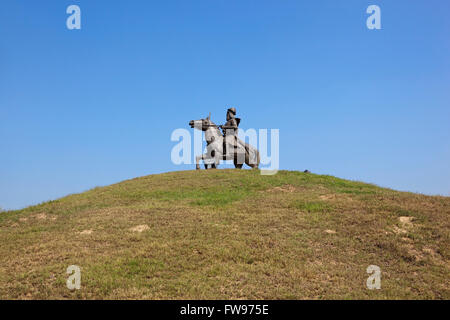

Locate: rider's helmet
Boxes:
[227,107,236,115]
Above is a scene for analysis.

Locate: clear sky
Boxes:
[1,0,449,210]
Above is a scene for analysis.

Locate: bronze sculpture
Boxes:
[189,108,260,170]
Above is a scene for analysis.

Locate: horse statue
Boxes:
[189,113,260,170]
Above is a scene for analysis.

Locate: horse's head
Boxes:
[189,113,214,131]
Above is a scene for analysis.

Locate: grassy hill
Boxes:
[0,170,448,299]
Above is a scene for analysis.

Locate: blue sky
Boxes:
[1,0,449,209]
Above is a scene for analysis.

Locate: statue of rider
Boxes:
[219,107,240,158]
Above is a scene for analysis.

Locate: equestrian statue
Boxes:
[189,107,260,170]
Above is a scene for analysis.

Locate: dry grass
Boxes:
[0,170,449,299]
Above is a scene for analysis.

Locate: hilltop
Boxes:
[0,170,448,299]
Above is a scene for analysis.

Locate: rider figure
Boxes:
[220,107,240,157]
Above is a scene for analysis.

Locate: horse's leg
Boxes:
[203,152,211,170]
[234,152,244,169]
[245,152,257,169]
[204,146,219,170]
[205,149,214,169]
[202,153,214,170]
[210,149,219,169]
[244,145,260,169]
[195,155,202,170]
[234,156,243,169]
[233,140,245,169]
